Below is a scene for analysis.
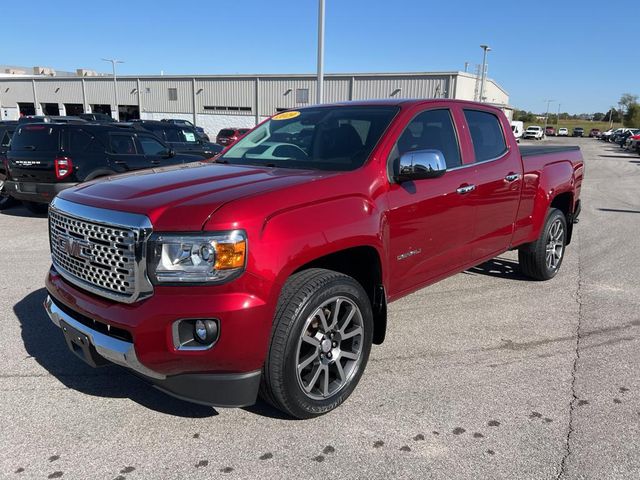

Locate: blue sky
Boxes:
[2,0,634,114]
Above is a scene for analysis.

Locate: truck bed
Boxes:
[519,145,580,157]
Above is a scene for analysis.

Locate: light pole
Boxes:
[479,44,491,102]
[316,0,325,105]
[102,58,124,121]
[556,103,561,128]
[543,99,555,132]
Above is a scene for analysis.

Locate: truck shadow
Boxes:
[14,288,216,418]
[465,257,529,281]
[0,204,48,218]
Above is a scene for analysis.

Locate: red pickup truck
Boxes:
[44,100,583,418]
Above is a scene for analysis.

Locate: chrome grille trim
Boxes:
[48,197,154,303]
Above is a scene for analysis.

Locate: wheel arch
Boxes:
[292,246,387,345]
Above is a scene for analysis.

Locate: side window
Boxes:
[138,136,167,155]
[110,134,137,154]
[69,130,93,152]
[179,128,198,143]
[390,109,461,171]
[163,128,181,143]
[1,130,12,148]
[463,110,507,162]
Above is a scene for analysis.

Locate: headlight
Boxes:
[148,231,246,284]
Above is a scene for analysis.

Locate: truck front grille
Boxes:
[48,197,153,303]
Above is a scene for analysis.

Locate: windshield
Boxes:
[219,106,399,171]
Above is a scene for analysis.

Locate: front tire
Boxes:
[518,208,567,280]
[260,268,373,419]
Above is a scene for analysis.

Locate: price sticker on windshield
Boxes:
[272,111,301,121]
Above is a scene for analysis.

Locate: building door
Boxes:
[18,103,36,116]
[65,104,84,115]
[118,105,140,122]
[91,104,112,116]
[42,103,60,115]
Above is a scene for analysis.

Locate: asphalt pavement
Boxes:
[1,137,638,479]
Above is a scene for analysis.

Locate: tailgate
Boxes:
[8,125,60,182]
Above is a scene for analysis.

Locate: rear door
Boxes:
[7,124,61,183]
[462,108,523,261]
[385,106,478,296]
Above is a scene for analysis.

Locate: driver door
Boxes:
[385,107,478,298]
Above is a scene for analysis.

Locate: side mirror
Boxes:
[161,148,176,158]
[397,149,447,182]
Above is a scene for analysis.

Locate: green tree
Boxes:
[592,112,605,121]
[624,104,640,128]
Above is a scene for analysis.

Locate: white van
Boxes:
[511,121,524,142]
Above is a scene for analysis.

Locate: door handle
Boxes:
[456,184,476,194]
[504,173,520,182]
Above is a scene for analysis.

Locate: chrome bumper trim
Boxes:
[44,295,166,380]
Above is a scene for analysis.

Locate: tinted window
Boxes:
[70,129,105,153]
[163,128,181,142]
[464,110,507,162]
[1,129,14,147]
[139,136,166,155]
[110,135,137,154]
[12,125,59,151]
[390,109,461,169]
[221,106,398,171]
[178,129,198,143]
[219,129,235,137]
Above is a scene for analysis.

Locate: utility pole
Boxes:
[479,45,491,102]
[543,99,555,131]
[102,58,124,121]
[316,0,325,105]
[556,103,561,128]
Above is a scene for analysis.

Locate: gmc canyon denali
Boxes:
[44,100,584,418]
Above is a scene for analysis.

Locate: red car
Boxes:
[44,100,584,418]
[545,126,556,136]
[216,127,250,147]
[589,128,601,138]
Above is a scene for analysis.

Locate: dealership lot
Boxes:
[0,138,638,479]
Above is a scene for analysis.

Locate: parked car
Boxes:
[545,126,556,136]
[589,128,601,138]
[0,120,19,209]
[600,128,615,141]
[42,99,584,418]
[3,122,204,213]
[572,127,584,137]
[624,133,640,152]
[216,127,251,146]
[129,120,222,159]
[511,121,524,142]
[618,129,640,148]
[161,119,210,141]
[557,128,569,137]
[523,125,544,140]
[78,113,115,123]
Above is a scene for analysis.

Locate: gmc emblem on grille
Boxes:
[58,235,92,261]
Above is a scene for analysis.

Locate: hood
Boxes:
[58,162,335,231]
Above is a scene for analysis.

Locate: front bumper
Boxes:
[44,293,262,407]
[4,180,77,203]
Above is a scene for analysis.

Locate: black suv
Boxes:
[0,121,19,209]
[78,113,115,123]
[4,122,203,213]
[130,120,222,158]
[572,127,584,137]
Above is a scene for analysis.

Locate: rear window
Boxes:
[464,110,507,162]
[219,129,235,137]
[11,125,59,151]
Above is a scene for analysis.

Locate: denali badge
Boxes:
[58,235,92,261]
[397,248,422,261]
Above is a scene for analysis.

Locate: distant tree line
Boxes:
[513,93,640,127]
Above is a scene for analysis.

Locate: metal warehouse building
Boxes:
[0,72,510,135]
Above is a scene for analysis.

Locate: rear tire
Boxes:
[0,182,17,210]
[260,268,373,419]
[23,201,48,215]
[518,208,567,280]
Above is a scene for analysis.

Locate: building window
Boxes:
[168,88,178,101]
[296,88,309,104]
[203,106,251,113]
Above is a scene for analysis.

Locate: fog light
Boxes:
[193,319,218,345]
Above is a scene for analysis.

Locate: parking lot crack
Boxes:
[556,232,583,480]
